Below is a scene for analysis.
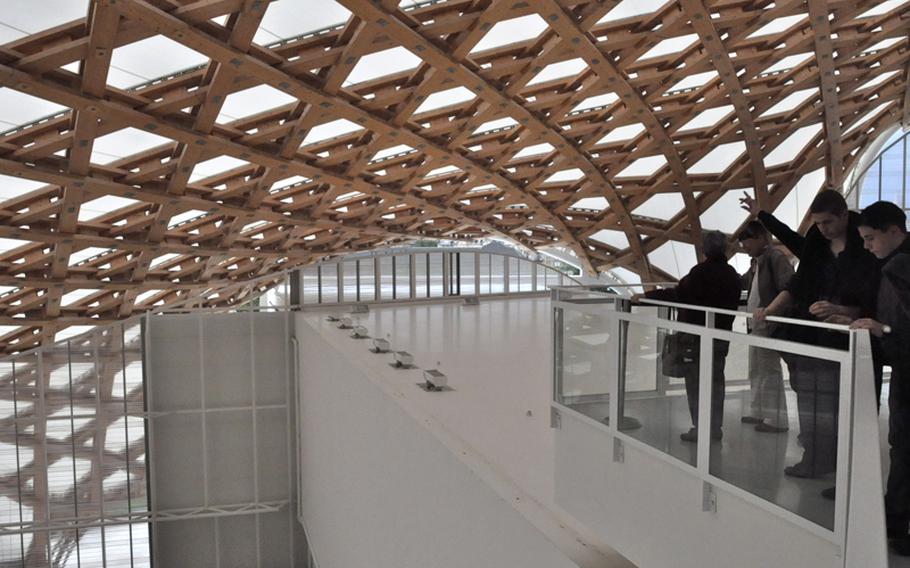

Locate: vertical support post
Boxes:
[249,311,261,567]
[697,313,715,474]
[474,252,481,294]
[553,307,564,403]
[373,257,381,302]
[455,253,461,296]
[289,268,301,309]
[409,254,417,299]
[391,256,397,300]
[335,263,343,304]
[198,314,209,508]
[355,260,361,303]
[613,299,629,432]
[34,348,50,565]
[503,257,510,295]
[442,253,450,297]
[143,313,160,563]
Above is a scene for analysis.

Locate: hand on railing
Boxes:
[850,318,888,338]
[824,314,853,326]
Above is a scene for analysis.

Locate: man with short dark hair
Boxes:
[850,201,910,554]
[738,221,794,432]
[747,189,878,479]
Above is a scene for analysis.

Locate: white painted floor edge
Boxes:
[301,301,635,568]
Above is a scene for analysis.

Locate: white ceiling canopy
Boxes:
[254,0,351,45]
[108,36,209,90]
[217,85,298,124]
[344,47,422,86]
[91,128,172,165]
[470,14,549,54]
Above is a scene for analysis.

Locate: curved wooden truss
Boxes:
[0,0,907,352]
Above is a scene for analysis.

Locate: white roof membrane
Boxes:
[254,0,351,45]
[216,85,298,124]
[414,87,477,115]
[597,0,669,24]
[344,47,422,86]
[91,128,172,165]
[108,36,209,90]
[302,119,364,147]
[648,240,697,280]
[470,14,549,54]
[596,123,645,145]
[764,123,823,167]
[527,59,589,86]
[687,142,746,175]
[632,193,684,221]
[589,229,629,249]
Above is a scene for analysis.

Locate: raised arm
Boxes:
[739,191,806,257]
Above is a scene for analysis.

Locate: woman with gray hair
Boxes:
[639,230,742,441]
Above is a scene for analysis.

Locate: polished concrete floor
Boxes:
[306,296,902,567]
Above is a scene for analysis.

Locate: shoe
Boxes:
[891,536,910,556]
[755,423,789,434]
[784,462,819,479]
[680,428,722,442]
[821,486,836,500]
[741,416,763,424]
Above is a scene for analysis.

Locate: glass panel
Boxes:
[358,259,375,302]
[508,257,520,292]
[378,256,394,300]
[395,255,411,299]
[617,313,698,467]
[881,143,903,205]
[859,159,881,208]
[905,137,910,209]
[320,263,338,303]
[414,253,429,298]
[428,253,444,297]
[459,253,476,295]
[302,265,319,304]
[491,255,506,294]
[478,254,492,295]
[518,260,534,292]
[536,264,548,291]
[342,260,358,302]
[711,324,840,530]
[554,307,611,426]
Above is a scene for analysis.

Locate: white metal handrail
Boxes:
[637,297,853,332]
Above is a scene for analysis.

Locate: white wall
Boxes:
[146,312,308,567]
[296,315,582,568]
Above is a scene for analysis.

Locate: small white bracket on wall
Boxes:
[702,482,717,513]
[613,438,624,463]
[550,407,561,429]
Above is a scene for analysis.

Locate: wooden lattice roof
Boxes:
[0,0,907,352]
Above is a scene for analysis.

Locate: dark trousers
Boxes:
[788,357,840,474]
[886,365,910,535]
[683,339,728,434]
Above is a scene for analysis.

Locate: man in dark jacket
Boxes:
[642,231,742,442]
[849,201,910,554]
[751,190,878,478]
[738,221,795,432]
